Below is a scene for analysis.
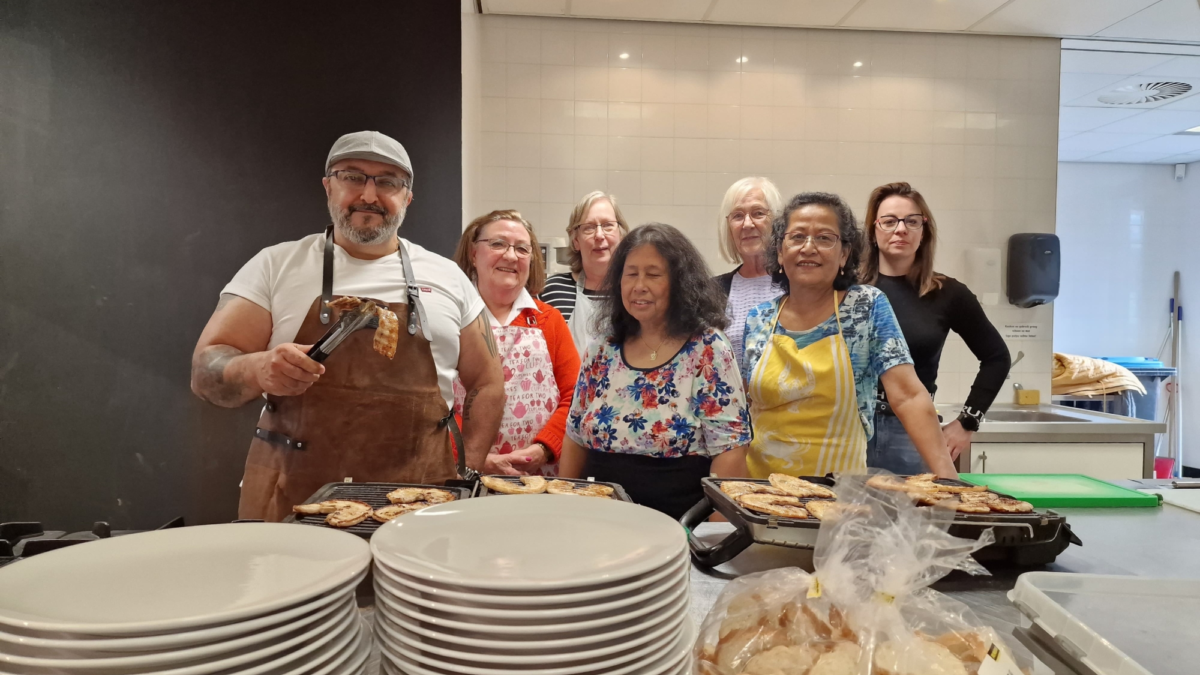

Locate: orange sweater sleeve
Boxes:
[532,300,581,458]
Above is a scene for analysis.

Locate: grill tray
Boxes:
[473,476,633,502]
[681,476,1080,568]
[284,482,472,539]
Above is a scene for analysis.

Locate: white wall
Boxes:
[1055,161,1200,455]
[465,14,1061,403]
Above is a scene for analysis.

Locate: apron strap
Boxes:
[398,240,432,341]
[832,290,844,335]
[440,411,468,478]
[320,225,335,325]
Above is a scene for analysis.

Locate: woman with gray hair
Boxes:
[713,177,785,362]
[539,191,631,353]
[740,192,957,479]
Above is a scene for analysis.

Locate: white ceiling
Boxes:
[476,0,1200,163]
[1059,41,1200,163]
[479,0,1200,44]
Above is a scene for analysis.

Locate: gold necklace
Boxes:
[641,334,669,361]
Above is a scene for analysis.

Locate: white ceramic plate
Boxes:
[0,589,354,668]
[370,495,684,591]
[378,617,684,675]
[372,576,687,633]
[0,596,356,673]
[374,594,684,652]
[373,570,687,620]
[0,523,370,635]
[373,551,687,607]
[0,570,365,654]
[260,613,365,675]
[380,619,694,675]
[375,600,687,664]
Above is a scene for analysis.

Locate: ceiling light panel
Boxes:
[570,0,710,21]
[1096,0,1200,43]
[706,0,861,26]
[972,0,1160,37]
[840,0,1009,31]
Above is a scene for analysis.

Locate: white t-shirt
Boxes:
[222,232,485,411]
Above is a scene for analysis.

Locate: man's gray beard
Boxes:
[329,203,404,246]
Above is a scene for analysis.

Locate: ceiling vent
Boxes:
[1097,82,1193,105]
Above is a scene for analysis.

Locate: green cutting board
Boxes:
[959,473,1160,508]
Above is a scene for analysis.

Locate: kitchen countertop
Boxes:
[934,403,1167,436]
[689,497,1200,674]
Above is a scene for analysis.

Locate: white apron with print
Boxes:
[455,319,560,476]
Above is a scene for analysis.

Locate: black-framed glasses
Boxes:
[476,238,534,258]
[577,221,620,237]
[783,232,841,250]
[876,215,925,231]
[727,210,771,225]
[328,170,410,196]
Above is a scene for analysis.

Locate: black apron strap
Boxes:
[320,225,335,325]
[397,240,431,341]
[254,427,305,450]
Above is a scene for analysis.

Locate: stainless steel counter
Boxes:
[689,496,1200,674]
[936,403,1167,437]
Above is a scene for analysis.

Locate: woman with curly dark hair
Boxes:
[740,193,956,479]
[560,223,750,518]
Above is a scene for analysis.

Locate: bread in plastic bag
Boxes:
[694,472,1028,675]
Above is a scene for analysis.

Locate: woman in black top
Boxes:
[860,182,1011,473]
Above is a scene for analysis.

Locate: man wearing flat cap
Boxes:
[191,131,505,521]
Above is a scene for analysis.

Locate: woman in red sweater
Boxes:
[452,210,581,476]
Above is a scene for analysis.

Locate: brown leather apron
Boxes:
[238,227,460,521]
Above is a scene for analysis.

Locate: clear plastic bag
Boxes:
[694,473,1027,675]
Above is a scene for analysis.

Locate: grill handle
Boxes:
[680,496,755,568]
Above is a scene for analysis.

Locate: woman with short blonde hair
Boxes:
[713,177,785,361]
[539,191,631,354]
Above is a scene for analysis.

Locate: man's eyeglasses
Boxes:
[328,170,410,196]
[783,232,841,250]
[727,210,771,225]
[476,238,534,258]
[577,221,620,237]
[876,215,925,232]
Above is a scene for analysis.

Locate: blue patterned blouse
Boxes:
[740,285,913,440]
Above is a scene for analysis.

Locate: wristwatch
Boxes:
[533,441,555,464]
[956,406,984,432]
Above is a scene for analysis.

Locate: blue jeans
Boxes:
[866,413,929,475]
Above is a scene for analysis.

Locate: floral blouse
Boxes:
[566,328,752,459]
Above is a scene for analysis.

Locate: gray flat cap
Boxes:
[325,131,413,183]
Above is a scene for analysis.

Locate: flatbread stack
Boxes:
[292,486,458,527]
[866,474,1034,514]
[480,475,615,498]
[723,475,841,521]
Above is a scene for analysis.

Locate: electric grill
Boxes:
[473,476,634,502]
[284,481,472,539]
[681,476,1080,568]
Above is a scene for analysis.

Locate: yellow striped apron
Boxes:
[746,292,868,478]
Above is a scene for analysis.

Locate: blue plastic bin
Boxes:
[1059,357,1175,421]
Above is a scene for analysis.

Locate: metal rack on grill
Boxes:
[284,482,472,539]
[681,476,1080,568]
[473,476,634,502]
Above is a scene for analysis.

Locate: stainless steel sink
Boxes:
[983,410,1087,422]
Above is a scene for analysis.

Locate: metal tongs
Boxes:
[306,300,378,363]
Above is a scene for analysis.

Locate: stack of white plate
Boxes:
[370,494,693,675]
[0,523,372,675]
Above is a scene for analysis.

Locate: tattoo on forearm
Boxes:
[462,388,480,423]
[477,315,498,359]
[193,345,251,406]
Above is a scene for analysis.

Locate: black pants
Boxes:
[583,450,712,521]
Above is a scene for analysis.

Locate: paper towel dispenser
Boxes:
[1006,233,1059,308]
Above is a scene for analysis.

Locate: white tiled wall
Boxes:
[464,15,1060,403]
